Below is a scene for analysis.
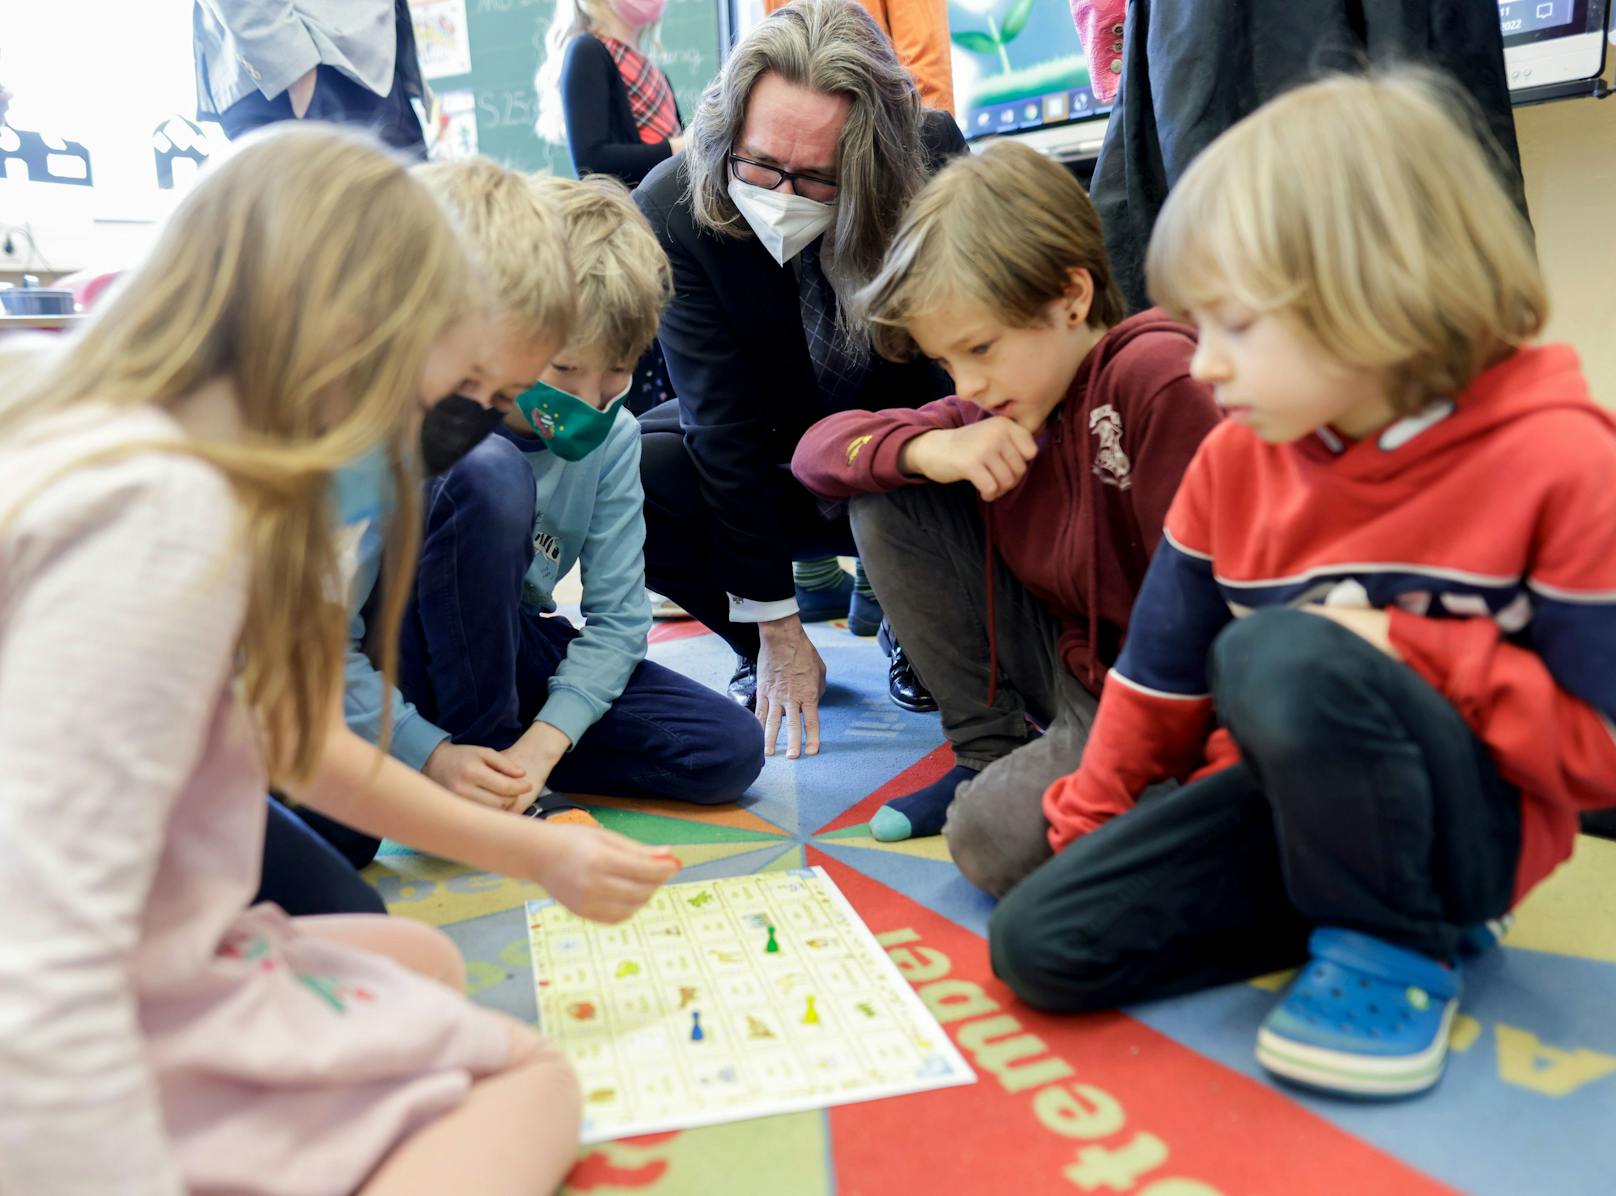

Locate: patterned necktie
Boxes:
[797,240,871,409]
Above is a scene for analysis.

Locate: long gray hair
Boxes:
[685,0,927,321]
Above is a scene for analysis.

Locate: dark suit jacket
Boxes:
[634,108,967,605]
[562,33,683,187]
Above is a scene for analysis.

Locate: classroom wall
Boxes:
[8,49,1614,403]
[1512,62,1616,405]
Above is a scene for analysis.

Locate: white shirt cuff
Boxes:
[727,594,800,623]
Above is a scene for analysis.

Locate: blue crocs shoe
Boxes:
[1256,928,1460,1098]
[1457,913,1514,957]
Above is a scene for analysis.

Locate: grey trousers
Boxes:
[849,484,1099,897]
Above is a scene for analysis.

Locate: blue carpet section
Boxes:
[1133,944,1616,1196]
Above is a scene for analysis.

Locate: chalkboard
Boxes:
[423,0,723,175]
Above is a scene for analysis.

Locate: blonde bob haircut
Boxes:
[415,155,577,348]
[1147,70,1546,415]
[855,139,1126,363]
[533,173,673,364]
[0,124,477,785]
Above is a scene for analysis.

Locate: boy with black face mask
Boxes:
[396,173,765,822]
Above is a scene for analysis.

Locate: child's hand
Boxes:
[900,419,1039,501]
[423,741,530,809]
[533,825,680,922]
[503,721,572,808]
[1302,605,1401,659]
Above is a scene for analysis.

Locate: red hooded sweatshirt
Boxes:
[791,310,1221,694]
[1043,343,1616,901]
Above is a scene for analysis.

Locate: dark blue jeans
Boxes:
[399,435,763,803]
[991,608,1522,1012]
[255,796,387,916]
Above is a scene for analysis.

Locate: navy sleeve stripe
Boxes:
[1114,539,1231,697]
[1526,594,1616,717]
[1214,559,1520,591]
[1528,578,1616,604]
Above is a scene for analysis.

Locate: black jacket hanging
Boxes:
[1091,0,1529,312]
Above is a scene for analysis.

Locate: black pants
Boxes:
[638,399,855,661]
[990,608,1521,1012]
[255,796,387,917]
[217,63,426,156]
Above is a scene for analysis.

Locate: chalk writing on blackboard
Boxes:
[472,0,546,15]
[477,88,540,131]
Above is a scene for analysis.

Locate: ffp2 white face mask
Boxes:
[728,177,837,266]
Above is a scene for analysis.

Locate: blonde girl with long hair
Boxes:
[534,0,685,187]
[0,124,674,1196]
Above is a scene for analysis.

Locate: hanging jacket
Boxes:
[1090,0,1528,311]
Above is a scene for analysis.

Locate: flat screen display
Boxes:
[1500,0,1581,43]
[948,0,1113,141]
[1498,0,1610,90]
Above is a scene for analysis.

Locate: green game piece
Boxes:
[765,925,780,954]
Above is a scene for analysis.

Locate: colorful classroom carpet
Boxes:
[366,618,1616,1196]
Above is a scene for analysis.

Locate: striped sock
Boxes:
[793,556,845,591]
[852,559,875,599]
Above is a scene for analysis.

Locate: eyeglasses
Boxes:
[729,153,839,202]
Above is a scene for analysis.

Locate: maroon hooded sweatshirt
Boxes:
[791,309,1221,695]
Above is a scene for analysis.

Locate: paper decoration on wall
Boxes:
[431,89,479,160]
[152,115,212,191]
[0,125,92,187]
[410,0,474,80]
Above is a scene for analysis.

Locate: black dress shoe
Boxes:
[728,656,758,711]
[887,640,938,713]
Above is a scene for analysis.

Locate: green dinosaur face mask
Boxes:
[513,376,632,461]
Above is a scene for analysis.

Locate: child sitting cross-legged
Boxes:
[791,139,1220,890]
[399,173,765,814]
[989,71,1616,1099]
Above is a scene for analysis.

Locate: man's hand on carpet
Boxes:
[423,741,530,810]
[757,615,827,760]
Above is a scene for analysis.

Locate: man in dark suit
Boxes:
[634,0,967,762]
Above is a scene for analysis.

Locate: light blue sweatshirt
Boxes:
[330,449,450,771]
[495,406,651,746]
